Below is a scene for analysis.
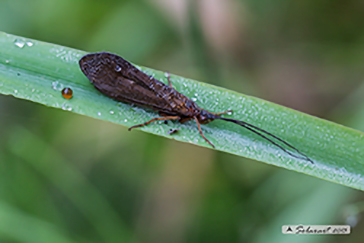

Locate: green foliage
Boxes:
[1,31,363,191]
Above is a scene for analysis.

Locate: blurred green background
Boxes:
[1,0,364,242]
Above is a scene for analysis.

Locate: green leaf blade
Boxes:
[1,31,363,190]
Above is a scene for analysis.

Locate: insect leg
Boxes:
[166,72,172,87]
[194,116,215,148]
[179,117,193,123]
[167,128,180,135]
[128,116,181,131]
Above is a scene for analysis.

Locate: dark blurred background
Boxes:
[0,0,364,242]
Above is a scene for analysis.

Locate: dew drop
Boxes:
[52,81,63,91]
[124,119,128,122]
[62,103,72,111]
[191,97,197,102]
[97,112,101,116]
[26,41,33,47]
[115,65,121,72]
[14,39,25,48]
[5,60,9,64]
[61,87,73,99]
[109,111,114,114]
[14,90,18,94]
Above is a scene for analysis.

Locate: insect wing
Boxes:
[79,52,175,111]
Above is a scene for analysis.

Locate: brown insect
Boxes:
[79,52,313,163]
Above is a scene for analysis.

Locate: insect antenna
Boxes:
[212,116,313,163]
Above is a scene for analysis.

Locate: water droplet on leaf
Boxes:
[52,81,63,91]
[61,87,73,99]
[14,39,25,48]
[62,103,72,111]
